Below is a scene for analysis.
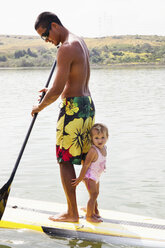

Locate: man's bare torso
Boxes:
[59,34,91,99]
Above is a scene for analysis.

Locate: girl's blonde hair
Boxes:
[90,123,109,139]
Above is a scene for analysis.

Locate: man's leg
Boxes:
[49,162,79,222]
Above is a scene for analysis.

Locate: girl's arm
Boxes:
[71,147,97,187]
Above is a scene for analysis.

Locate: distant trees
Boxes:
[14,48,37,59]
[27,48,37,57]
[0,55,7,62]
[88,42,165,65]
[20,59,34,67]
[90,48,103,63]
[14,50,26,58]
[1,35,165,67]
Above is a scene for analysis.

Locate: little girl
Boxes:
[72,123,108,223]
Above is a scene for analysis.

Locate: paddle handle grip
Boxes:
[8,60,57,185]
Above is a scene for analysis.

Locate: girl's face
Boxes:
[91,130,108,149]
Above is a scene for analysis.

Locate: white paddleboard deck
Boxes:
[0,197,165,248]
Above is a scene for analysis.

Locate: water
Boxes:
[0,67,165,247]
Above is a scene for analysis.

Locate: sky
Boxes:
[0,0,165,37]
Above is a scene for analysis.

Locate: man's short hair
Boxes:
[35,12,63,30]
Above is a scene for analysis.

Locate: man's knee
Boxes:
[59,162,76,179]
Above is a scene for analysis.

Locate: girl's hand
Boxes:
[71,178,81,187]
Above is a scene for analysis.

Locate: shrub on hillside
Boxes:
[14,50,26,59]
[0,55,7,62]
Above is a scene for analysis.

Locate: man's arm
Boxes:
[31,44,72,116]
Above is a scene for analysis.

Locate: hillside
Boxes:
[0,34,165,67]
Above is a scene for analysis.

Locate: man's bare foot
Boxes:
[86,215,102,223]
[49,213,79,223]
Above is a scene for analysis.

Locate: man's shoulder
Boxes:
[58,38,84,60]
[58,40,76,54]
[57,43,73,61]
[62,37,83,50]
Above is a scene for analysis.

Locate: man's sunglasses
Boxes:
[41,22,52,41]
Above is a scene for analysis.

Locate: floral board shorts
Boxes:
[56,96,95,165]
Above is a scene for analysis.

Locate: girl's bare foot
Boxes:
[95,208,100,217]
[86,215,102,223]
[81,208,102,221]
[94,213,102,219]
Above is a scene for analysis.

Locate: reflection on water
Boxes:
[50,236,103,248]
[0,67,165,247]
[0,228,112,248]
[68,239,102,248]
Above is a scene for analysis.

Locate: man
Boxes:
[31,12,95,222]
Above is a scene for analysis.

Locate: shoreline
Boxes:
[91,63,165,69]
[0,63,165,70]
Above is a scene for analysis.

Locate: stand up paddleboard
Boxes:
[0,197,165,248]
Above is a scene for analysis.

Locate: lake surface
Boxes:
[0,67,165,248]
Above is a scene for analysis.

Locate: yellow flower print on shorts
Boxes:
[65,101,79,116]
[56,96,95,165]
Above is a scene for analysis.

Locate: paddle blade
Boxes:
[0,183,11,220]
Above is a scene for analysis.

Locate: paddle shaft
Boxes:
[5,60,57,187]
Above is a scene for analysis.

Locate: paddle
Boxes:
[0,59,57,220]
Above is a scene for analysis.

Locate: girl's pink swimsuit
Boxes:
[84,145,106,183]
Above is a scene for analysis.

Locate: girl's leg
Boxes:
[94,183,102,219]
[94,200,100,217]
[84,179,101,223]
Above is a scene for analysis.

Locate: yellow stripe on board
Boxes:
[40,218,165,242]
[1,219,165,244]
[0,220,43,233]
